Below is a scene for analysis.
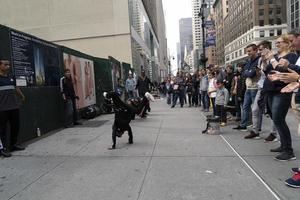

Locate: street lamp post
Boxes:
[198,0,208,69]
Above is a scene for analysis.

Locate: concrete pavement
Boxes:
[1,99,300,200]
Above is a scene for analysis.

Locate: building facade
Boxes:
[213,0,228,66]
[0,0,168,81]
[224,0,287,65]
[192,0,214,70]
[179,18,193,69]
[287,0,300,31]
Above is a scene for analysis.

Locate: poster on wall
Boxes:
[10,30,60,86]
[109,57,122,90]
[63,53,96,109]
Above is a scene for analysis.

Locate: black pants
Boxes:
[210,97,216,116]
[65,98,78,125]
[0,109,20,149]
[215,105,226,123]
[192,91,199,106]
[188,93,192,106]
[112,122,133,148]
[267,92,293,153]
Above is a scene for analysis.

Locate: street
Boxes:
[1,99,300,200]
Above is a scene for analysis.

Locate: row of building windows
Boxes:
[259,0,275,5]
[259,29,282,37]
[259,8,281,16]
[226,29,283,62]
[259,18,282,26]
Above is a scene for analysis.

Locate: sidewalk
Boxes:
[1,99,300,200]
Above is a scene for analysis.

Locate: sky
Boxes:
[162,0,192,71]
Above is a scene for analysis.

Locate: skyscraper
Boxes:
[179,18,193,69]
[192,0,214,69]
[213,0,229,66]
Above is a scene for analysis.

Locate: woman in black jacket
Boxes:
[262,35,299,161]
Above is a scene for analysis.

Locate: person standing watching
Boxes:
[262,35,298,161]
[233,44,260,131]
[0,58,26,157]
[60,69,81,127]
[136,70,152,98]
[125,74,136,99]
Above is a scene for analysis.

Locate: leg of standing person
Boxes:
[198,90,201,106]
[265,119,278,142]
[172,92,178,108]
[269,93,295,160]
[10,109,21,149]
[205,91,210,111]
[179,89,184,107]
[188,94,192,107]
[211,97,216,116]
[235,95,241,120]
[235,89,255,130]
[0,110,8,149]
[252,89,263,134]
[71,98,79,125]
[0,111,11,157]
[220,105,226,124]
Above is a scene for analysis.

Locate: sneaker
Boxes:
[233,125,247,131]
[171,105,175,108]
[274,152,296,161]
[11,144,25,151]
[291,167,300,174]
[285,173,300,188]
[246,124,253,128]
[270,146,283,153]
[0,149,11,157]
[244,131,260,139]
[264,133,278,143]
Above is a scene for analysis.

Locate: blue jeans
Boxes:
[240,89,258,127]
[267,92,293,153]
[201,91,209,110]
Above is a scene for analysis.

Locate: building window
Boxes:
[259,20,264,26]
[259,9,264,16]
[292,13,295,21]
[278,29,282,35]
[259,0,264,5]
[277,18,282,25]
[270,30,274,36]
[269,19,274,25]
[297,19,300,28]
[260,30,265,37]
[269,0,273,4]
[292,22,295,29]
[276,8,281,15]
[296,2,299,10]
[269,9,273,15]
